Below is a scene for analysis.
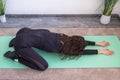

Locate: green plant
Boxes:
[0,0,6,15]
[103,0,118,16]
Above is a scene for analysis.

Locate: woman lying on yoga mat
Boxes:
[4,28,114,71]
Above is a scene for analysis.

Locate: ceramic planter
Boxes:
[100,15,111,24]
[0,14,6,23]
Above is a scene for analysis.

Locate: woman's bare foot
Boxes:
[95,41,110,47]
[98,49,114,55]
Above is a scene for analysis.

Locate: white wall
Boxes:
[6,0,120,14]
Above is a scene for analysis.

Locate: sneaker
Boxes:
[9,38,15,47]
[4,51,18,60]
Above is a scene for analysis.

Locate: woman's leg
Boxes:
[18,57,42,70]
[4,48,48,71]
[18,56,47,71]
[16,48,48,71]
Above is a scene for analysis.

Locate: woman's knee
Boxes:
[39,62,48,71]
[29,57,49,71]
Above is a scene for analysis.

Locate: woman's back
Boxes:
[15,28,63,53]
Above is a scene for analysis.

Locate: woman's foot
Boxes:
[98,49,114,55]
[9,38,15,47]
[4,51,18,60]
[95,41,110,47]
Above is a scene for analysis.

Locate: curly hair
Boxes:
[60,34,87,59]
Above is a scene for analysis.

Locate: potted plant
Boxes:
[100,0,118,24]
[0,0,7,23]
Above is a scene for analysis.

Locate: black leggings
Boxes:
[16,48,48,71]
[9,40,98,71]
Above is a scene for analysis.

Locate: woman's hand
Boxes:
[95,41,110,47]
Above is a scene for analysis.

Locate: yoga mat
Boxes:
[0,35,120,68]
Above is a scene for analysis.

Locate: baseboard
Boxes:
[5,14,118,18]
[118,14,120,20]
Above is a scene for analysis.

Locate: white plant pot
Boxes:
[0,15,6,23]
[100,15,111,24]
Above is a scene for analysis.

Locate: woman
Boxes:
[4,28,114,71]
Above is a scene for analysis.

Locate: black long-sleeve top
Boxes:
[14,28,63,53]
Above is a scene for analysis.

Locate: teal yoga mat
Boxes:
[0,36,120,68]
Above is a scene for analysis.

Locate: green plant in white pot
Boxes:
[0,0,7,23]
[100,0,118,24]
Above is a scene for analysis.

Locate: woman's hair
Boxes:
[60,34,87,60]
